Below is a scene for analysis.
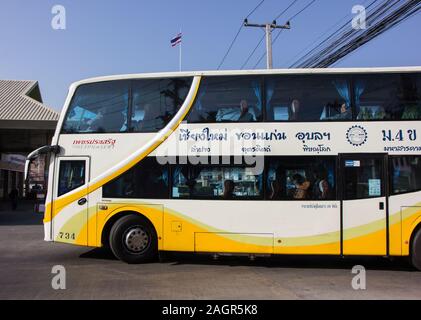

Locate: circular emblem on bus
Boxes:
[346,125,367,146]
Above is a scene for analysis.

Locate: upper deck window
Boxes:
[265,75,352,122]
[354,73,421,120]
[130,77,192,132]
[62,80,130,134]
[187,76,263,123]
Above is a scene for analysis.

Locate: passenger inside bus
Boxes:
[87,107,106,132]
[223,179,235,200]
[238,100,254,122]
[133,103,164,132]
[267,158,335,201]
[319,99,351,120]
[291,174,311,200]
[269,179,284,200]
[311,167,332,200]
[356,106,387,120]
[289,99,301,121]
[171,165,262,199]
[88,106,126,132]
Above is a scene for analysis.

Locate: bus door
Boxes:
[340,154,388,256]
[52,157,90,245]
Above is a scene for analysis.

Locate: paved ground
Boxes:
[1,204,421,300]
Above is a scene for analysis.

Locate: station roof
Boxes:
[0,80,59,129]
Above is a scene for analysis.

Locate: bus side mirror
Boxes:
[24,159,32,184]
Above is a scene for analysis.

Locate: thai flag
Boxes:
[171,33,182,47]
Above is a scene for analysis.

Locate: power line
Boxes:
[292,0,393,67]
[241,33,265,69]
[274,0,299,20]
[217,0,265,70]
[294,0,391,67]
[283,0,378,68]
[289,0,317,20]
[242,20,291,69]
[289,0,380,68]
[252,0,317,69]
[217,25,243,70]
[327,1,421,67]
[240,0,299,70]
[247,0,266,18]
[252,29,284,69]
[291,0,421,68]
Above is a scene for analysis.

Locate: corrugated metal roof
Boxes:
[0,80,59,121]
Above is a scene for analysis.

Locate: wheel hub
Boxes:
[124,227,149,253]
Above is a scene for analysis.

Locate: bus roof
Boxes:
[71,66,421,88]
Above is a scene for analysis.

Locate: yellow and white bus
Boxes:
[26,67,421,268]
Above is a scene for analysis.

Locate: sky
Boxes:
[0,0,420,110]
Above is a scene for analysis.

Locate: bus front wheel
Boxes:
[109,214,157,264]
[411,227,421,271]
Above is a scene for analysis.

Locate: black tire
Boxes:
[411,227,421,271]
[109,214,157,264]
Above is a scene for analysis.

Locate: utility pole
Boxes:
[244,19,291,69]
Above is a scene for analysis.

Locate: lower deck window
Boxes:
[172,165,262,200]
[101,154,421,201]
[103,157,169,199]
[58,160,85,197]
[266,157,336,200]
[343,158,384,200]
[391,156,421,195]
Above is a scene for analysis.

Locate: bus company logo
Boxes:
[346,125,367,146]
[72,138,116,149]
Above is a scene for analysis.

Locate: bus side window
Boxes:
[103,157,169,199]
[171,164,263,200]
[355,73,421,120]
[343,158,383,200]
[265,75,352,122]
[391,156,421,195]
[130,78,192,132]
[62,80,130,134]
[266,157,336,201]
[187,76,263,123]
[58,161,85,197]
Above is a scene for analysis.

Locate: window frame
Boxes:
[389,155,421,196]
[340,154,387,201]
[60,72,421,133]
[128,77,194,133]
[264,74,355,123]
[102,156,170,200]
[350,72,421,122]
[186,75,265,124]
[264,71,421,123]
[61,80,131,134]
[56,157,89,198]
[61,77,194,135]
[169,157,265,201]
[264,155,338,201]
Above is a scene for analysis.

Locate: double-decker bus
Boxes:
[26,67,421,269]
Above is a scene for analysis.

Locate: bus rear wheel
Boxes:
[411,228,421,271]
[109,214,157,264]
